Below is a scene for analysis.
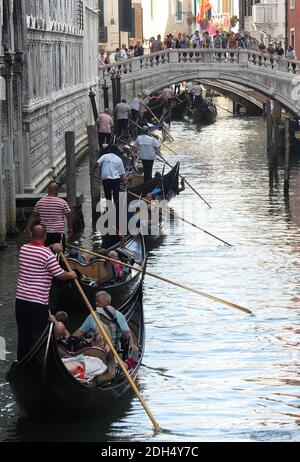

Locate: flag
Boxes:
[197,0,212,22]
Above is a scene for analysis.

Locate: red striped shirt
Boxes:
[16,244,64,305]
[34,196,71,234]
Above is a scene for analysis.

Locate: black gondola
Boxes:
[126,162,180,202]
[170,94,188,121]
[125,163,181,243]
[142,97,168,123]
[6,286,145,420]
[192,100,217,124]
[52,234,146,314]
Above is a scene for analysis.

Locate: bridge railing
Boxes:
[100,49,300,81]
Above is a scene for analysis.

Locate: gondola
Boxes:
[192,101,217,125]
[125,163,181,244]
[170,94,188,121]
[6,286,145,420]
[126,162,181,203]
[142,97,168,123]
[51,233,146,314]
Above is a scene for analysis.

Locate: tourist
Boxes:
[115,98,132,137]
[73,291,138,351]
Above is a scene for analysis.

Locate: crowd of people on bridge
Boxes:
[97,30,297,76]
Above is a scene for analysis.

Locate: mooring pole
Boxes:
[284,117,291,197]
[102,79,109,109]
[87,125,101,223]
[89,87,99,123]
[111,74,118,136]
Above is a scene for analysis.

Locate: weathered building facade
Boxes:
[0,0,25,244]
[0,1,98,243]
[23,0,98,193]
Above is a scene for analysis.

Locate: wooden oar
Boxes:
[59,252,160,431]
[214,103,234,115]
[66,245,252,315]
[142,101,174,141]
[174,94,193,114]
[127,189,231,246]
[130,119,212,209]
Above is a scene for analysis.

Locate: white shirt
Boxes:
[131,97,143,111]
[186,82,193,94]
[119,49,128,60]
[97,153,126,180]
[116,102,131,120]
[134,135,161,161]
[163,88,173,99]
[192,33,202,48]
[193,85,202,97]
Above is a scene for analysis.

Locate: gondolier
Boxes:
[16,224,77,361]
[93,145,126,204]
[134,127,161,183]
[26,182,73,251]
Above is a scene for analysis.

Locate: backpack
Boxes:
[214,36,222,48]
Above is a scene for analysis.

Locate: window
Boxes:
[77,0,84,30]
[176,0,183,22]
[290,0,295,9]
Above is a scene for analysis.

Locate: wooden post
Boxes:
[87,125,100,223]
[102,79,109,109]
[272,101,281,165]
[65,132,76,209]
[0,150,7,250]
[284,117,291,196]
[65,132,83,234]
[266,98,272,156]
[111,75,118,136]
[89,88,99,123]
[116,73,121,104]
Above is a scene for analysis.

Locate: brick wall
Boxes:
[130,4,143,45]
[288,1,300,58]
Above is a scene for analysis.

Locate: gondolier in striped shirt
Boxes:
[25,183,73,251]
[16,224,77,361]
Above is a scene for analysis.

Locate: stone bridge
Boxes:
[100,49,300,117]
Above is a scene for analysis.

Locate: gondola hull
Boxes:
[6,288,145,420]
[170,96,188,121]
[192,105,217,124]
[127,163,181,246]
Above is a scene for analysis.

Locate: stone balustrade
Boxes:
[100,48,300,80]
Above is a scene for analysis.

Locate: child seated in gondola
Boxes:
[49,311,70,339]
[108,251,129,281]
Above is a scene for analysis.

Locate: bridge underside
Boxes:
[119,64,300,117]
[200,80,265,115]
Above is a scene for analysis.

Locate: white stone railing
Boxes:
[100,48,300,80]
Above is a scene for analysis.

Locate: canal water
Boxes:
[1,98,300,442]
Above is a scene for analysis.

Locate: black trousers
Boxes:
[117,119,129,136]
[142,160,154,183]
[46,233,66,252]
[15,299,49,361]
[103,179,121,204]
[131,109,140,122]
[99,132,112,148]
